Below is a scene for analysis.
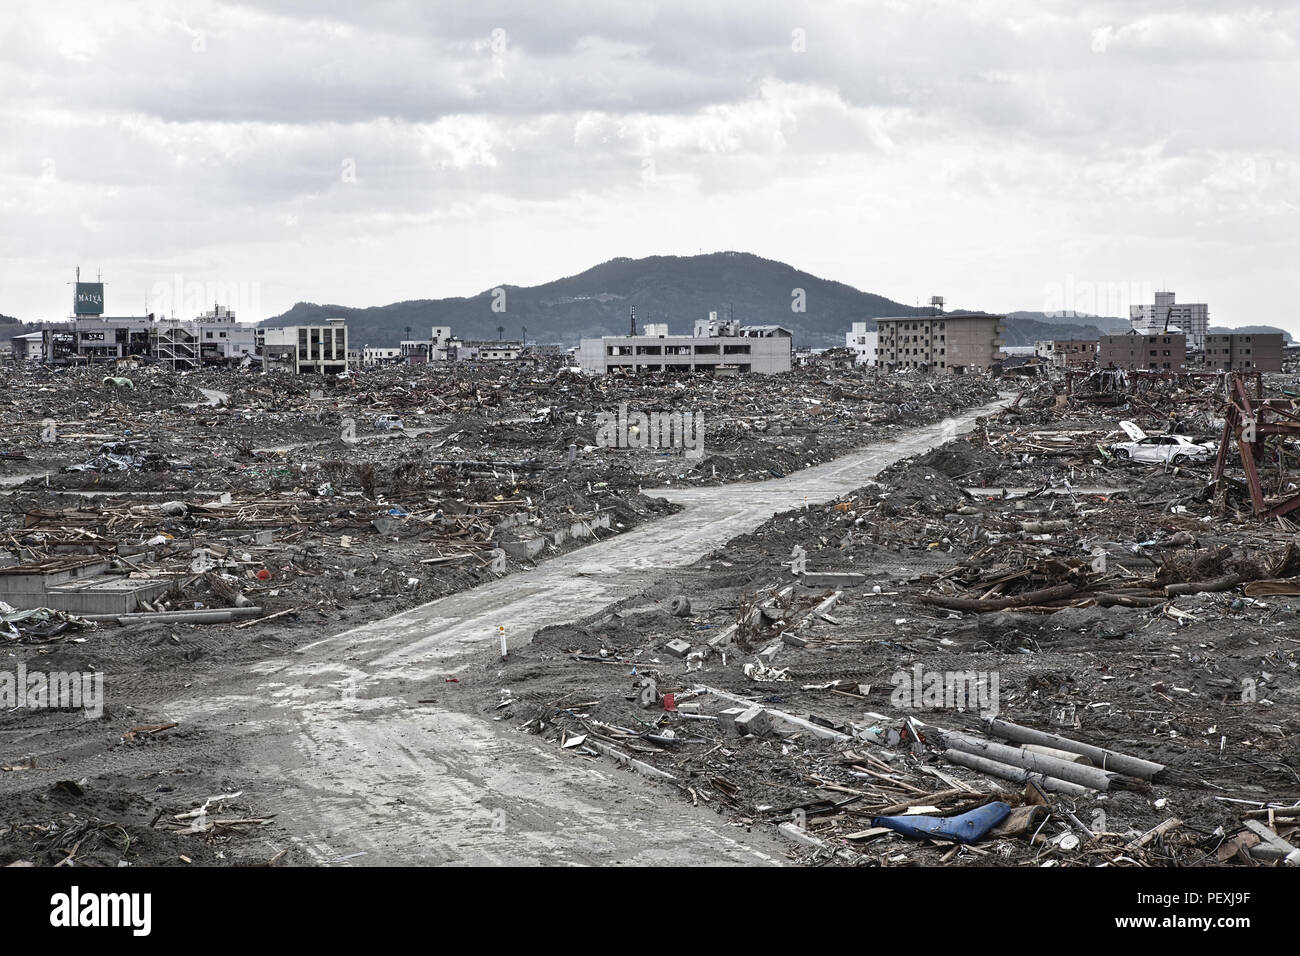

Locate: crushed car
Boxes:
[1110,420,1214,465]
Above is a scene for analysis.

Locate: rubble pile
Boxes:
[0,358,1007,866]
[490,371,1300,866]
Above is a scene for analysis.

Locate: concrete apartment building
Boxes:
[1201,333,1283,372]
[845,321,878,366]
[262,318,349,374]
[875,313,1006,374]
[1097,330,1186,370]
[579,318,792,375]
[192,305,257,362]
[1033,339,1098,368]
[1131,291,1208,352]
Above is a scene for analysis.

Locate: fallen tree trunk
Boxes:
[1164,573,1247,597]
[1093,593,1168,608]
[919,583,1079,612]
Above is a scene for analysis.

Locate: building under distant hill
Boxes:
[578,311,792,375]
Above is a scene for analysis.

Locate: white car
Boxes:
[1110,421,1213,465]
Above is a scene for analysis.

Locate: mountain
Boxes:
[259,252,931,348]
[254,254,1300,350]
[1209,324,1292,343]
[0,313,20,326]
[1007,310,1129,333]
[998,317,1107,347]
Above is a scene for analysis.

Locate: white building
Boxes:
[262,318,349,374]
[579,322,792,376]
[845,322,878,366]
[362,346,402,365]
[693,312,739,337]
[453,341,523,361]
[13,331,47,361]
[191,305,257,363]
[1131,291,1208,352]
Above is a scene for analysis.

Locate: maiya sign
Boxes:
[74,282,104,315]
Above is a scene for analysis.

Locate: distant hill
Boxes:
[0,313,20,326]
[260,252,931,348]
[1209,324,1292,343]
[999,317,1107,347]
[1007,310,1129,334]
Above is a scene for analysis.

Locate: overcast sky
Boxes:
[1,0,1296,329]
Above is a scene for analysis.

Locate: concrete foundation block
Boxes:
[664,638,692,658]
[718,707,748,732]
[734,704,772,737]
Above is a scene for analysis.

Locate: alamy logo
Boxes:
[0,664,103,718]
[50,887,151,936]
[594,403,704,458]
[890,664,999,716]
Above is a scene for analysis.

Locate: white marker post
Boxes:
[498,625,507,660]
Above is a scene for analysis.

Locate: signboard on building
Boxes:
[74,282,104,315]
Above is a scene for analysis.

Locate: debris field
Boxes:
[0,357,999,866]
[483,370,1300,867]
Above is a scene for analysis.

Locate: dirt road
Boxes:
[163,397,1007,865]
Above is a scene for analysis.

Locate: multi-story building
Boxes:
[1201,333,1283,372]
[72,315,155,360]
[1033,339,1098,368]
[579,322,792,375]
[1131,291,1208,352]
[398,326,459,363]
[1097,329,1186,370]
[192,305,257,363]
[37,275,257,367]
[875,313,1006,374]
[845,322,878,366]
[262,318,349,374]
